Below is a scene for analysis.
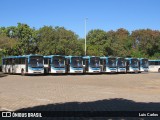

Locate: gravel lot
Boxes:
[0,73,160,113]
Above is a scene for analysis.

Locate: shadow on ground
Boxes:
[0,73,8,78]
[12,98,160,120]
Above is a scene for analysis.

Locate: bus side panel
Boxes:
[149,65,160,72]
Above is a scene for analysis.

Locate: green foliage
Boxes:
[131,29,160,59]
[87,29,108,56]
[37,26,83,56]
[0,51,2,64]
[0,23,160,59]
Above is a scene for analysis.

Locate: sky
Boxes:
[0,0,160,38]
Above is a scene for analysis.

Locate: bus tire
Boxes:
[21,69,25,76]
[158,68,160,73]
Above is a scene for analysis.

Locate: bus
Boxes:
[139,58,149,72]
[100,57,117,73]
[65,56,83,73]
[148,60,160,72]
[125,58,139,73]
[83,56,101,73]
[2,55,44,75]
[116,57,126,73]
[44,55,66,74]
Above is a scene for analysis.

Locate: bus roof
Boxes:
[83,56,100,59]
[149,60,160,62]
[138,58,148,60]
[100,56,116,59]
[125,57,138,60]
[44,55,65,58]
[117,57,125,59]
[2,54,43,59]
[65,56,82,58]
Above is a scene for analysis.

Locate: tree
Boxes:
[112,28,131,57]
[0,34,17,56]
[38,26,83,56]
[131,29,160,58]
[16,23,36,55]
[87,29,107,56]
[38,26,56,55]
[0,23,159,59]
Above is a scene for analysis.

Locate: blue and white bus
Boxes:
[100,57,117,73]
[139,58,149,72]
[44,55,66,74]
[149,60,160,72]
[125,58,139,73]
[65,56,83,73]
[83,56,101,73]
[116,57,126,73]
[2,54,44,75]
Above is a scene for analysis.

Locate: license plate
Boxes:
[75,71,82,73]
[93,71,99,72]
[56,71,63,73]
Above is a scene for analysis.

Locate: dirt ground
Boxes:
[0,72,160,112]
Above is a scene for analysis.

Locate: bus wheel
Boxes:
[21,69,25,76]
[158,68,160,73]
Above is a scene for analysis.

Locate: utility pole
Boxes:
[85,18,88,56]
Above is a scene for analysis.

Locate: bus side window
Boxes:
[12,59,15,65]
[19,58,22,64]
[48,58,51,65]
[155,61,158,65]
[44,58,48,64]
[18,58,21,64]
[6,59,9,65]
[8,58,12,65]
[15,58,19,64]
[149,61,155,65]
[5,59,8,65]
[21,58,25,64]
[2,59,5,65]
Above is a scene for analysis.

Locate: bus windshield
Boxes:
[71,57,83,68]
[142,59,149,68]
[52,56,65,68]
[29,56,43,68]
[90,57,100,68]
[117,58,126,67]
[131,59,139,68]
[108,58,116,68]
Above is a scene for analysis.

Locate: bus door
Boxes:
[12,58,16,73]
[100,59,106,72]
[126,60,130,71]
[25,58,28,72]
[4,59,7,73]
[139,60,141,71]
[65,58,70,73]
[48,58,51,72]
[83,59,89,72]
